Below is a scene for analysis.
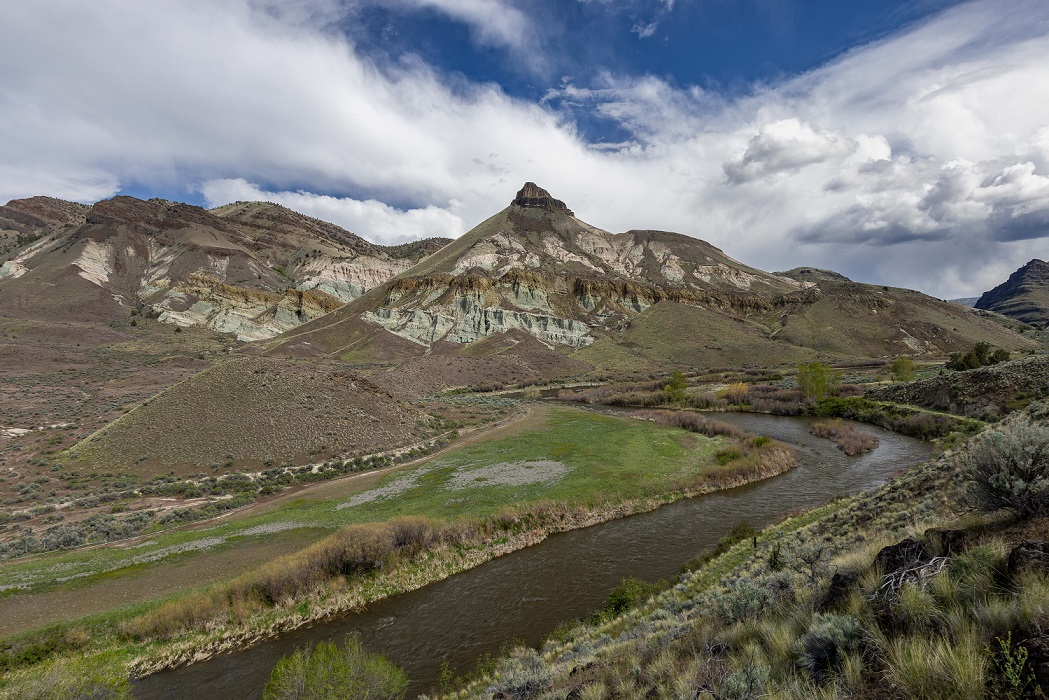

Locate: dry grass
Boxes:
[120,516,476,641]
[634,410,749,440]
[811,419,879,455]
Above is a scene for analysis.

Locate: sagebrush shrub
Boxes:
[964,418,1049,519]
[488,648,552,699]
[798,613,863,681]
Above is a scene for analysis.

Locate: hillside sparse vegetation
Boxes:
[432,407,1049,700]
[69,358,438,475]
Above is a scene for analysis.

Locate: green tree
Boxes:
[947,343,1011,371]
[263,635,408,700]
[890,356,916,382]
[797,362,839,402]
[663,370,687,404]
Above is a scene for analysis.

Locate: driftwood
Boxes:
[873,556,949,599]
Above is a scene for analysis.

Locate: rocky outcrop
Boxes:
[866,355,1049,418]
[156,273,343,341]
[511,182,574,215]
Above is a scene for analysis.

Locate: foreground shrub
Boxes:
[487,648,552,699]
[594,576,669,620]
[263,635,407,700]
[0,652,131,700]
[798,613,863,681]
[963,418,1049,519]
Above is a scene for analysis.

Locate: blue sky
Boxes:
[2,0,1049,298]
[349,1,965,102]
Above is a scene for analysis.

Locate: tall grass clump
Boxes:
[884,628,987,700]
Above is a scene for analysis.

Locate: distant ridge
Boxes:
[266,182,1033,369]
[775,267,851,283]
[975,259,1049,327]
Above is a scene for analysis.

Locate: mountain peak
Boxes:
[511,182,573,216]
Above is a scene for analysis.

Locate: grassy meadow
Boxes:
[0,403,797,694]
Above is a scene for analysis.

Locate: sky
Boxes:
[2,0,1049,299]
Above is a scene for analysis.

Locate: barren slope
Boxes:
[69,357,437,476]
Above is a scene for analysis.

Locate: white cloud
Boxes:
[393,0,533,52]
[199,178,463,245]
[1,0,1049,298]
[632,21,658,39]
[723,119,856,184]
[0,165,119,205]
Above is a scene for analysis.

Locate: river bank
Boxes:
[0,406,794,695]
[131,411,933,698]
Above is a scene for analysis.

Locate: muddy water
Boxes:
[134,412,933,699]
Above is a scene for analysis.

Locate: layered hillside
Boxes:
[0,196,88,265]
[269,183,816,361]
[0,196,447,340]
[975,259,1049,328]
[767,277,1030,359]
[268,183,1034,369]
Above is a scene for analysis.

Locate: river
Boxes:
[134,411,933,699]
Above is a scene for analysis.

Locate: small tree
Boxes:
[663,370,688,404]
[963,418,1049,519]
[797,362,839,402]
[786,538,834,585]
[890,356,916,382]
[264,635,408,700]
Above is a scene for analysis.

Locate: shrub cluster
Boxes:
[263,635,407,700]
[947,342,1010,371]
[121,516,479,641]
[810,418,879,455]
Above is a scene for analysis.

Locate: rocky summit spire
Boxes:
[511,182,573,216]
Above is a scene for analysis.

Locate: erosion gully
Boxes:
[135,410,933,699]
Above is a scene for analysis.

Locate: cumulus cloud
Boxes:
[1,0,1049,298]
[200,178,463,244]
[723,119,856,184]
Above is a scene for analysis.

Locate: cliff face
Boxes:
[511,182,574,215]
[975,259,1049,328]
[0,196,442,340]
